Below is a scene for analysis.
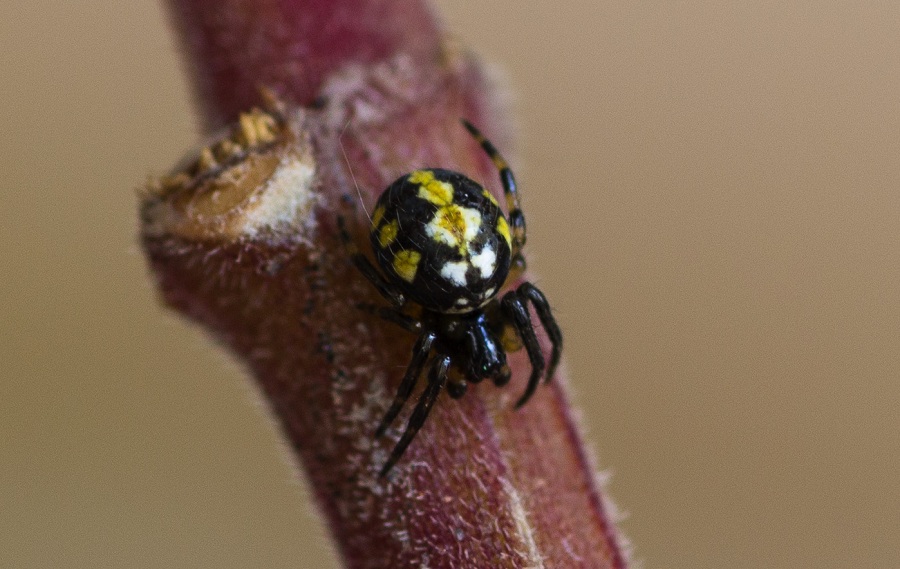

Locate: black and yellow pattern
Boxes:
[369,168,512,313]
[337,120,562,477]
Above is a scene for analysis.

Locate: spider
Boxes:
[338,120,562,476]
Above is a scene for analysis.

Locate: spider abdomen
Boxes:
[370,168,512,313]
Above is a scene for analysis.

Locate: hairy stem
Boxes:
[144,0,629,567]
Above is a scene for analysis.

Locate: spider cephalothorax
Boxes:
[339,120,562,476]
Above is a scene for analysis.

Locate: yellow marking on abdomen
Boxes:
[392,249,422,283]
[482,188,499,206]
[496,216,512,249]
[378,219,399,247]
[428,205,482,254]
[371,205,385,228]
[411,170,454,206]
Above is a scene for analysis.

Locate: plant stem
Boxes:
[145,0,629,566]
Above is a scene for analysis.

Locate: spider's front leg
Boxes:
[501,282,564,408]
[501,291,545,408]
[375,331,436,438]
[379,354,450,477]
[517,282,563,382]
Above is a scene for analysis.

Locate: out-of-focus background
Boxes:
[2,1,898,567]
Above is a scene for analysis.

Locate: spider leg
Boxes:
[446,374,468,399]
[504,253,527,288]
[461,120,526,258]
[517,283,563,383]
[337,216,405,307]
[375,331,436,437]
[501,291,545,409]
[379,354,450,477]
[355,302,422,334]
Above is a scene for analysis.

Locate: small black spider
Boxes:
[338,120,562,476]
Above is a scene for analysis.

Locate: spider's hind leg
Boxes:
[461,119,527,259]
[355,302,422,333]
[337,216,405,307]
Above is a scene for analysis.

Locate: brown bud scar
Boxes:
[141,105,318,243]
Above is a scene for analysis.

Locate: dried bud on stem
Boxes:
[144,0,629,567]
[143,102,316,241]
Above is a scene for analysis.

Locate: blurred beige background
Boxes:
[2,1,898,567]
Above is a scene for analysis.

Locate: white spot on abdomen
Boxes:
[440,260,469,286]
[470,245,497,279]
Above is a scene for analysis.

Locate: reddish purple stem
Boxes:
[167,0,441,129]
[154,0,630,567]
